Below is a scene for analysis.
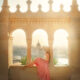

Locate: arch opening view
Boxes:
[53,29,69,66]
[12,29,27,65]
[32,29,49,61]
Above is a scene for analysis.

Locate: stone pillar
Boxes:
[68,14,80,78]
[69,35,78,67]
[26,32,32,64]
[77,35,80,67]
[0,0,9,80]
[74,30,80,67]
[68,35,74,67]
[8,34,13,66]
[69,26,80,66]
[48,33,53,65]
[69,31,80,79]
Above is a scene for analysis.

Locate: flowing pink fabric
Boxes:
[34,58,50,80]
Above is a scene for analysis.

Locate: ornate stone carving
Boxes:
[9,17,71,24]
[27,0,31,11]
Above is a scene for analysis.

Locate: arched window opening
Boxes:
[12,29,27,65]
[32,29,49,61]
[53,29,69,66]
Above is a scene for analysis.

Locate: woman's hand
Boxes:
[22,61,35,70]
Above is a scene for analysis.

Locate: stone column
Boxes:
[69,35,78,67]
[69,30,80,67]
[26,32,32,64]
[48,33,53,65]
[68,36,73,67]
[74,31,80,67]
[0,0,9,80]
[8,34,13,66]
[69,31,80,80]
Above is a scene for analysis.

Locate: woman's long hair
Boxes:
[44,47,51,63]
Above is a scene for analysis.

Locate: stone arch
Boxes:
[9,27,27,34]
[8,29,27,66]
[32,28,49,47]
[31,29,49,60]
[53,27,70,35]
[53,29,69,66]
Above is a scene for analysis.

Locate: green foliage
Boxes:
[20,56,58,65]
[53,58,58,65]
[20,56,27,65]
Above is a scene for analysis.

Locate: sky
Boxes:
[12,29,68,48]
[0,0,80,12]
[12,29,49,47]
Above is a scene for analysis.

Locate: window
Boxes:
[32,29,48,60]
[12,29,27,65]
[53,29,69,66]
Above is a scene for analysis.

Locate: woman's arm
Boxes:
[23,60,36,69]
[26,61,34,67]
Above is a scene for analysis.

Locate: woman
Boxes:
[23,49,50,80]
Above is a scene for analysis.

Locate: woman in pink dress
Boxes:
[23,49,50,80]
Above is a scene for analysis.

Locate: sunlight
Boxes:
[12,29,27,65]
[53,29,68,48]
[53,29,69,66]
[32,29,48,47]
[12,29,27,47]
[56,58,68,66]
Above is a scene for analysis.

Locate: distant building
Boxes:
[31,41,45,60]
